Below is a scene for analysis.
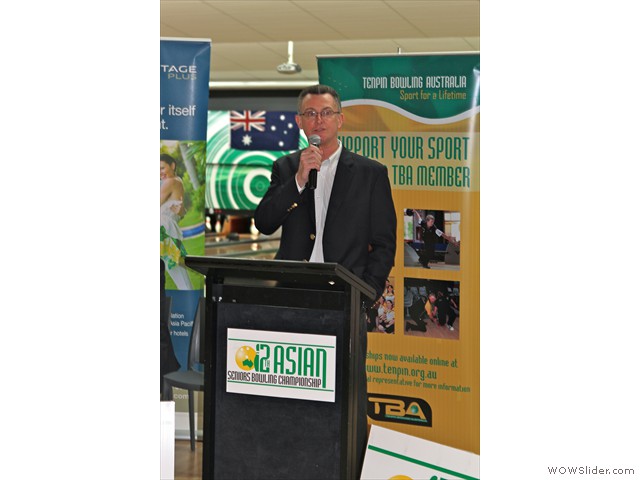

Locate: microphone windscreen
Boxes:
[308,134,321,146]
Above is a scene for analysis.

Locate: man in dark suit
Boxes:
[254,84,396,476]
[254,84,396,297]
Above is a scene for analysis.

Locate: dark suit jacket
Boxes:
[254,148,396,297]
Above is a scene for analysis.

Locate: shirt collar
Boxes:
[324,140,342,167]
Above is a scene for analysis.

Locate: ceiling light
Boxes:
[277,41,302,74]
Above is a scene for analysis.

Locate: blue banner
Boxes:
[160,39,211,141]
[160,38,210,370]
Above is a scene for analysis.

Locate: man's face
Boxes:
[425,216,435,227]
[295,93,344,147]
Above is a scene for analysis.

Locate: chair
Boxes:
[163,297,205,451]
[404,287,414,318]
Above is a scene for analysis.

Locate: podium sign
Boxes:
[361,425,479,480]
[226,328,337,403]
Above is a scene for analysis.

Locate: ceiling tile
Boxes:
[296,0,423,39]
[390,1,480,37]
[160,0,481,83]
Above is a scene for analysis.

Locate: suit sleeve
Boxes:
[364,166,397,297]
[254,158,305,235]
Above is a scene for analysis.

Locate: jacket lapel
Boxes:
[325,149,355,227]
[292,151,316,231]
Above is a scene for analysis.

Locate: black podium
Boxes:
[185,256,376,480]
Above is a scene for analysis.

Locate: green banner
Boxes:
[319,53,480,456]
[206,111,308,212]
[319,53,479,119]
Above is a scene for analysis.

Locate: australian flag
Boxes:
[230,110,300,151]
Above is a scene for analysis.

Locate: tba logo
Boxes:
[368,393,432,427]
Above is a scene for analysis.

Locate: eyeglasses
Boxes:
[298,109,340,120]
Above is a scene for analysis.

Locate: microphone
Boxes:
[307,134,321,190]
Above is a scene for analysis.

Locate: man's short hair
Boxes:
[297,84,342,113]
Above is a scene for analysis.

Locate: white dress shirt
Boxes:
[296,142,342,262]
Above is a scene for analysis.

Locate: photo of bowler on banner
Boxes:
[403,209,460,270]
[404,278,460,340]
